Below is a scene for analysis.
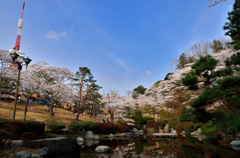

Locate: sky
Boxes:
[0,0,233,96]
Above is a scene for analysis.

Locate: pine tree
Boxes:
[176,53,188,70]
[210,39,224,53]
[224,0,240,50]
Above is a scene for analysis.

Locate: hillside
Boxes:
[144,49,237,120]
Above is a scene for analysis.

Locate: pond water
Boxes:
[47,135,240,158]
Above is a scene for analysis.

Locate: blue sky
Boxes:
[0,0,233,95]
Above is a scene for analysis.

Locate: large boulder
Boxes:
[35,137,77,154]
[14,151,32,158]
[76,136,84,142]
[132,128,139,133]
[85,131,94,139]
[40,146,49,156]
[95,145,111,153]
[230,140,240,150]
[230,140,240,147]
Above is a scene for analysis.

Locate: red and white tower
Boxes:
[9,1,26,68]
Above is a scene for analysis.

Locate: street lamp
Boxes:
[10,51,32,121]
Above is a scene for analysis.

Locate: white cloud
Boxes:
[145,71,152,75]
[45,30,68,40]
[105,52,130,70]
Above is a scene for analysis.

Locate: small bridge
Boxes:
[152,133,177,139]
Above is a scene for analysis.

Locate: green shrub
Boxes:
[147,120,155,128]
[69,122,85,132]
[179,107,194,123]
[84,121,97,131]
[170,122,179,129]
[184,123,194,136]
[5,121,28,133]
[20,132,38,140]
[201,121,217,136]
[134,110,143,128]
[1,124,21,139]
[0,129,11,142]
[117,124,130,133]
[164,73,174,80]
[48,123,66,133]
[158,120,167,129]
[83,121,97,131]
[95,123,118,134]
[69,121,97,133]
[201,113,240,138]
[142,116,154,124]
[175,122,192,134]
[154,80,162,85]
[0,119,9,128]
[25,120,45,136]
[116,119,127,125]
[193,123,201,130]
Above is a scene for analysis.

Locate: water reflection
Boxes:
[47,135,240,158]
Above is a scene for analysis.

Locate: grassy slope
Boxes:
[0,100,102,127]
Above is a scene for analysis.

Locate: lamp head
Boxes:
[23,57,32,66]
[10,52,19,62]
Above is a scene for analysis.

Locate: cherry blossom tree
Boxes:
[21,61,74,122]
[102,90,125,123]
[0,49,16,97]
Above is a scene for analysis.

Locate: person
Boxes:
[102,118,105,123]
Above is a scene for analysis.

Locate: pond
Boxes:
[46,135,240,158]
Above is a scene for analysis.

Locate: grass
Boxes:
[0,99,103,128]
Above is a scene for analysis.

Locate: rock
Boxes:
[40,146,49,156]
[197,128,201,134]
[230,140,240,147]
[85,131,94,139]
[132,128,139,133]
[109,134,115,139]
[31,153,43,158]
[85,139,93,146]
[143,125,147,131]
[229,140,240,150]
[14,151,32,158]
[171,128,177,134]
[13,140,24,145]
[93,135,100,140]
[76,141,84,145]
[95,145,111,153]
[93,139,100,145]
[40,137,77,154]
[139,130,144,135]
[76,136,84,142]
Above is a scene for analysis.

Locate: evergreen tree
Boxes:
[182,52,240,122]
[182,55,218,89]
[133,85,146,95]
[210,39,224,53]
[179,107,194,122]
[134,109,143,128]
[224,0,240,50]
[176,53,188,70]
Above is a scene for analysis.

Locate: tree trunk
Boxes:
[220,98,239,116]
[76,103,80,120]
[23,97,29,121]
[48,104,53,123]
[110,113,114,123]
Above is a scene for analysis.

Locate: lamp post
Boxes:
[10,51,32,121]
